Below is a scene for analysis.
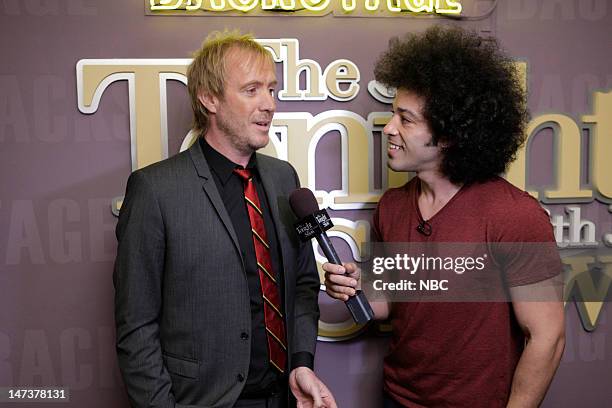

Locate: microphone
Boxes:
[289,188,374,325]
[416,219,432,236]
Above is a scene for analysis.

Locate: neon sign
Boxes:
[147,0,463,16]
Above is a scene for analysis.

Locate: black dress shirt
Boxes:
[200,139,313,397]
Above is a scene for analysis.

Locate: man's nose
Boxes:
[383,116,398,136]
[261,91,276,112]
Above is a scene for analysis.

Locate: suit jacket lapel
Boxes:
[188,142,244,266]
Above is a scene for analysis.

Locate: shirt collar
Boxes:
[200,137,257,185]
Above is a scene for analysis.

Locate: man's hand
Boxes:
[289,367,337,408]
[323,262,390,320]
[322,262,360,301]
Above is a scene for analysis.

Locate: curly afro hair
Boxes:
[374,25,528,185]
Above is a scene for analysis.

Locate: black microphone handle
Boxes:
[316,232,374,325]
[316,232,342,265]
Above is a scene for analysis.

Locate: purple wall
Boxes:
[1,1,611,407]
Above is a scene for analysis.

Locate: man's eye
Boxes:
[245,88,256,95]
[269,89,275,97]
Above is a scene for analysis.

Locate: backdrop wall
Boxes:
[1,0,611,406]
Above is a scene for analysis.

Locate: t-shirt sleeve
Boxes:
[494,195,563,287]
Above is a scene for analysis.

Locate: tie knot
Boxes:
[233,168,253,181]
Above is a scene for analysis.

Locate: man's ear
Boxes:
[198,91,218,114]
[436,138,449,148]
[426,135,447,148]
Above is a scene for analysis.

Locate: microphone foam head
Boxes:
[289,188,320,219]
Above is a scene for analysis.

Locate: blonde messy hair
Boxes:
[187,29,273,136]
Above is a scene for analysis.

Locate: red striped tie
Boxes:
[233,168,287,373]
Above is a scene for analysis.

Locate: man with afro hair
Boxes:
[324,26,565,408]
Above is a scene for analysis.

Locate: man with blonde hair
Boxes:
[114,31,336,408]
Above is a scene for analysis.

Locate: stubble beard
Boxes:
[216,111,268,156]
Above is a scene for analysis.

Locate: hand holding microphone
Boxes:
[322,262,361,302]
[289,188,374,325]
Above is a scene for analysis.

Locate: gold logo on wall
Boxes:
[76,40,612,338]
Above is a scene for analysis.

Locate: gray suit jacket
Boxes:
[113,141,320,408]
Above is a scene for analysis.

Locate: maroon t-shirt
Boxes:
[374,176,560,408]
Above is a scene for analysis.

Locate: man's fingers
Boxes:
[341,262,361,280]
[325,267,358,300]
[321,385,338,408]
[325,273,357,288]
[325,283,356,299]
[322,262,345,275]
[324,261,361,301]
[297,369,325,408]
[312,390,324,408]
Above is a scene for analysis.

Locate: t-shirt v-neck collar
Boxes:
[414,178,466,224]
